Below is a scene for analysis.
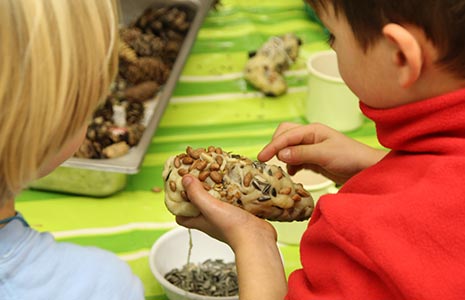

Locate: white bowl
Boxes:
[149,227,239,300]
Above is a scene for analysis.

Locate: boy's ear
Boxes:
[382,23,423,88]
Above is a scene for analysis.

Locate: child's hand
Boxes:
[176,174,287,300]
[175,175,277,250]
[258,122,387,185]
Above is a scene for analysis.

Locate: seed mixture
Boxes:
[165,259,239,297]
[75,5,192,159]
[162,146,314,221]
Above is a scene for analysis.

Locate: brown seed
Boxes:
[292,194,302,201]
[198,170,210,181]
[296,188,310,197]
[207,146,216,152]
[202,182,211,191]
[215,147,223,154]
[196,160,207,171]
[210,163,220,171]
[169,180,176,192]
[181,191,188,200]
[151,186,162,193]
[274,171,283,180]
[215,155,223,166]
[243,172,253,187]
[182,156,194,165]
[279,187,292,195]
[210,171,223,184]
[185,146,193,156]
[187,146,203,159]
[177,168,188,176]
[188,159,199,171]
[174,156,181,168]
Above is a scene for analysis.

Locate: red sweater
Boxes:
[287,88,465,300]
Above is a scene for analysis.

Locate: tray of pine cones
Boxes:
[62,0,214,174]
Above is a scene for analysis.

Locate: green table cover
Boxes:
[16,0,381,299]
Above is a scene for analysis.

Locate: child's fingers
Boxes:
[271,122,301,138]
[258,124,318,162]
[181,175,228,219]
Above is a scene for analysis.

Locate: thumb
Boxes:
[181,175,223,216]
[182,174,237,221]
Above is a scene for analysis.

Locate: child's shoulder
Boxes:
[1,220,144,300]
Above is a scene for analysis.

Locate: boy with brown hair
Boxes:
[177,0,465,299]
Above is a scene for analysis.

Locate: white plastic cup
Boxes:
[306,50,363,132]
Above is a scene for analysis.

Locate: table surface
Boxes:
[16,1,381,299]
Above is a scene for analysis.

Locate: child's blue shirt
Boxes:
[0,214,145,300]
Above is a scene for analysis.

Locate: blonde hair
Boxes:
[0,0,119,201]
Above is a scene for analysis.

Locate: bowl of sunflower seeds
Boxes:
[149,227,239,300]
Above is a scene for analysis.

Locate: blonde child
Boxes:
[176,0,465,299]
[0,0,144,299]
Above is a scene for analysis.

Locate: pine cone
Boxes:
[124,81,160,102]
[121,57,170,85]
[126,101,145,125]
[119,41,138,64]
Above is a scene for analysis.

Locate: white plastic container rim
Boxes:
[307,50,344,84]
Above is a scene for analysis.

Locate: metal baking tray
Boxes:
[61,0,212,174]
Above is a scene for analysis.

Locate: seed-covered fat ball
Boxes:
[162,146,314,222]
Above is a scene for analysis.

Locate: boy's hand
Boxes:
[258,122,387,185]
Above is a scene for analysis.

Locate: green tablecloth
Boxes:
[16,1,380,299]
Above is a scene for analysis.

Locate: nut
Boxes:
[169,180,176,192]
[279,187,291,195]
[274,171,283,180]
[196,160,207,171]
[202,182,211,191]
[177,168,188,176]
[210,171,223,184]
[243,172,253,187]
[182,156,194,165]
[198,170,210,181]
[174,156,181,168]
[296,187,310,198]
[210,163,220,171]
[292,194,302,202]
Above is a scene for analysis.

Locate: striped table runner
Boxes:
[16,1,380,299]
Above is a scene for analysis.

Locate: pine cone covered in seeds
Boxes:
[162,146,314,222]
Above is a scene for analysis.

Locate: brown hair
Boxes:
[306,0,465,78]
